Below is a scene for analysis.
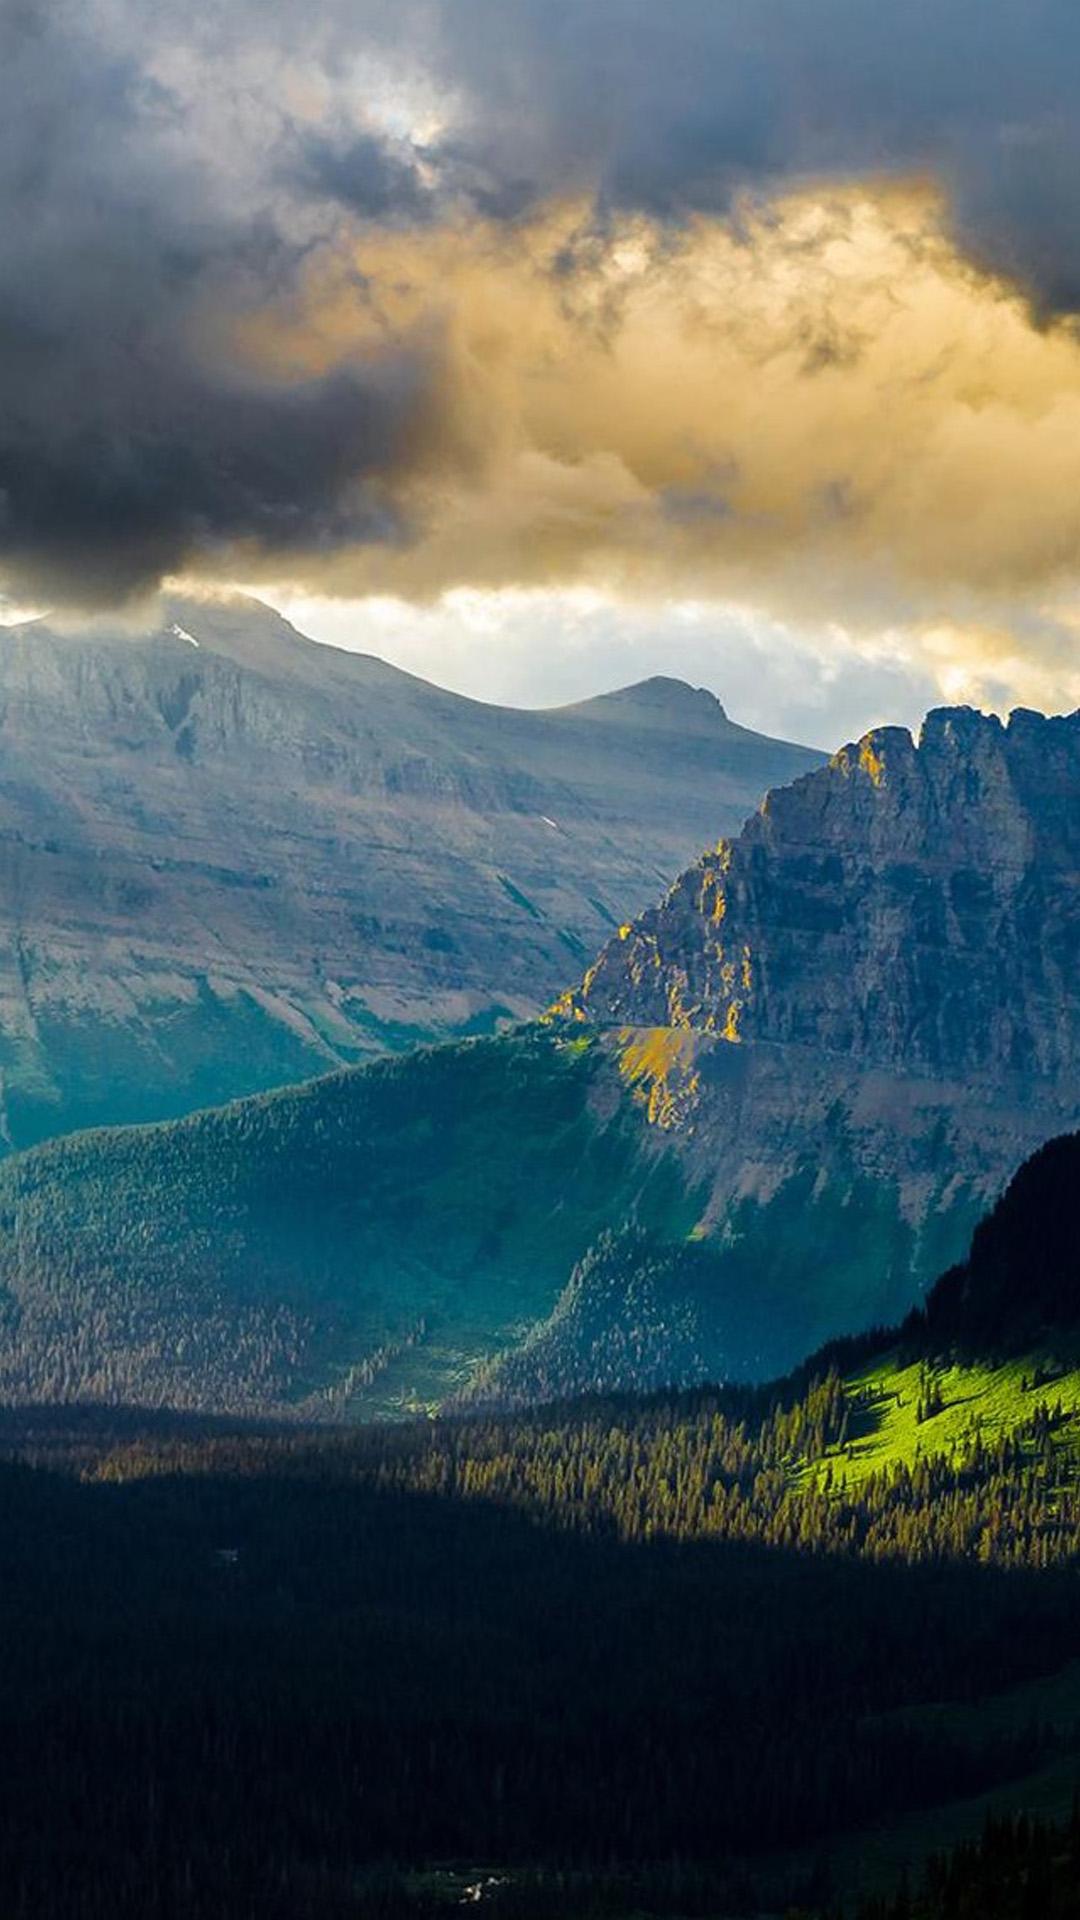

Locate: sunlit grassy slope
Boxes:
[798,1129,1080,1489]
[808,1349,1080,1490]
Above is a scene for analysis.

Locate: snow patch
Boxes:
[170,623,200,648]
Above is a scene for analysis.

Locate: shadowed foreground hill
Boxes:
[922,1130,1080,1352]
[3,1135,1080,1916]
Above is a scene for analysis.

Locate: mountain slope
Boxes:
[921,1129,1080,1353]
[468,1129,1080,1412]
[0,593,821,1148]
[0,1030,697,1414]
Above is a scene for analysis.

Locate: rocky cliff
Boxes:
[0,594,820,1147]
[555,706,1080,1355]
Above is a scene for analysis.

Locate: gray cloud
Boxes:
[419,0,1080,308]
[299,134,432,222]
[0,0,429,603]
[6,0,1080,601]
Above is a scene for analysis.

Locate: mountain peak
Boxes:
[560,676,730,730]
[565,698,1080,1078]
[918,705,1005,753]
[0,594,823,1151]
[546,696,1080,1361]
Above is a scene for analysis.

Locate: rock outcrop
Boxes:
[0,594,820,1147]
[556,706,1080,1356]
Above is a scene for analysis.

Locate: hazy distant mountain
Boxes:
[0,703,1074,1416]
[0,593,820,1148]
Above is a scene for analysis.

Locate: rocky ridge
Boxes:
[554,705,1080,1347]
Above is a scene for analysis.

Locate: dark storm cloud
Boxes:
[299,134,431,221]
[416,0,1080,309]
[6,0,1080,601]
[0,0,428,603]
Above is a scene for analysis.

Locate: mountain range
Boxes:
[0,593,819,1148]
[0,698,1074,1413]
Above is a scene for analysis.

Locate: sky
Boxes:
[4,0,1080,741]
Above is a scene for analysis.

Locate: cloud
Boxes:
[5,0,1080,674]
[235,187,1080,629]
[416,0,1080,316]
[0,0,434,604]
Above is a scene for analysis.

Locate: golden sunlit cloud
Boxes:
[213,180,1080,712]
[235,185,1080,608]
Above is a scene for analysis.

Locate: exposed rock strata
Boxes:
[560,707,1080,1341]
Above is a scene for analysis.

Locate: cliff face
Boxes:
[559,707,1080,1351]
[0,595,820,1148]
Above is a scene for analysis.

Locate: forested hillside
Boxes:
[4,1370,1080,1920]
[922,1129,1080,1351]
[2,1132,1080,1917]
[0,1030,700,1413]
[854,1812,1080,1920]
[0,1034,1073,1417]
